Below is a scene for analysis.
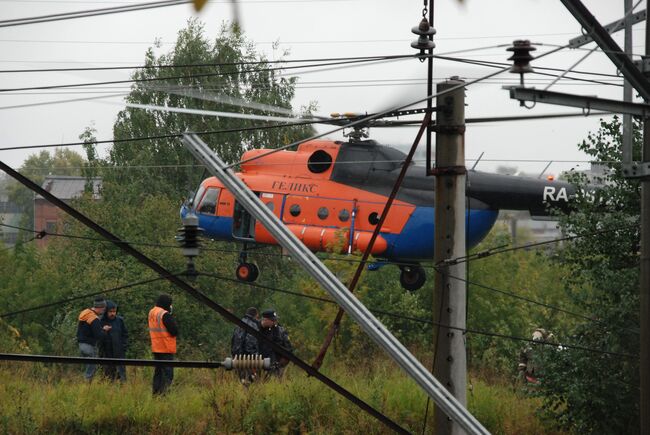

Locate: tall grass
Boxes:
[0,363,564,434]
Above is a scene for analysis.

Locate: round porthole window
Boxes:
[368,212,380,225]
[317,207,329,220]
[339,209,350,222]
[290,204,301,217]
[307,150,333,173]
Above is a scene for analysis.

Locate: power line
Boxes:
[195,273,634,359]
[435,54,621,79]
[0,110,617,153]
[9,157,616,171]
[444,224,640,266]
[434,55,623,88]
[0,0,191,28]
[0,55,415,93]
[0,275,171,318]
[0,52,622,94]
[0,235,38,253]
[0,54,419,74]
[0,78,620,110]
[0,120,317,152]
[0,353,234,369]
[0,264,631,360]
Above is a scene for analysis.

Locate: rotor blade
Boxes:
[142,84,297,116]
[99,100,319,124]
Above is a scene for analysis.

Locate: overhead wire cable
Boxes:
[0,0,191,28]
[0,120,318,152]
[0,273,633,368]
[0,274,172,318]
[217,43,579,169]
[444,224,640,266]
[193,272,634,359]
[0,235,38,253]
[0,353,231,369]
[0,51,622,95]
[434,54,623,88]
[0,92,127,111]
[6,155,623,170]
[0,54,417,93]
[231,69,512,168]
[0,53,424,74]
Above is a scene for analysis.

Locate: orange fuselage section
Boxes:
[194,140,415,255]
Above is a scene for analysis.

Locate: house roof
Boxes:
[36,175,102,200]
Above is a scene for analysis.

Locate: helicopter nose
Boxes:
[180,204,189,219]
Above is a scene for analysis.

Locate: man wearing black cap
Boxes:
[77,297,111,381]
[258,309,293,377]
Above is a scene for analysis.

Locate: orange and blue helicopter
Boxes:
[180,129,575,291]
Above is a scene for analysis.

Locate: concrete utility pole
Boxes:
[623,0,633,165]
[433,77,467,435]
[641,9,650,434]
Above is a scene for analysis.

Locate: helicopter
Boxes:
[180,119,576,291]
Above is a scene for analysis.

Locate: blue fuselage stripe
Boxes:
[181,205,498,261]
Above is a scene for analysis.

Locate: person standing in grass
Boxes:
[99,300,129,382]
[148,294,178,395]
[258,309,292,377]
[230,307,260,385]
[77,297,111,381]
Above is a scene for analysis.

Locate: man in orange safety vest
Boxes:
[148,294,178,395]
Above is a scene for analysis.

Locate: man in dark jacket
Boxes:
[77,297,111,381]
[99,300,128,382]
[258,309,293,377]
[231,307,260,385]
[148,294,178,395]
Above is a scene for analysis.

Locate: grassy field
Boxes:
[0,361,564,434]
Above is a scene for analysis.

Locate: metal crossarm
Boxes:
[182,133,490,435]
[507,87,650,117]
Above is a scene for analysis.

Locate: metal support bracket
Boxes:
[432,125,467,135]
[428,165,467,176]
[181,133,489,435]
[633,58,650,75]
[623,162,650,179]
[568,9,646,48]
[560,0,650,101]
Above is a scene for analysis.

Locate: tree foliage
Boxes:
[535,116,641,433]
[106,18,315,201]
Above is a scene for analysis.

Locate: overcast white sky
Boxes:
[0,0,641,176]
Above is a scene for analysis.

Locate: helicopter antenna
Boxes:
[538,160,553,179]
[470,152,484,170]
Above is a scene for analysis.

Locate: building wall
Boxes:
[34,198,63,247]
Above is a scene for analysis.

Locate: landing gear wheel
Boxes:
[236,263,259,282]
[399,265,426,291]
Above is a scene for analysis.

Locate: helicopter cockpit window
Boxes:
[317,207,329,220]
[368,212,380,225]
[191,185,206,209]
[289,204,301,217]
[307,150,333,173]
[339,209,350,222]
[198,188,220,214]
